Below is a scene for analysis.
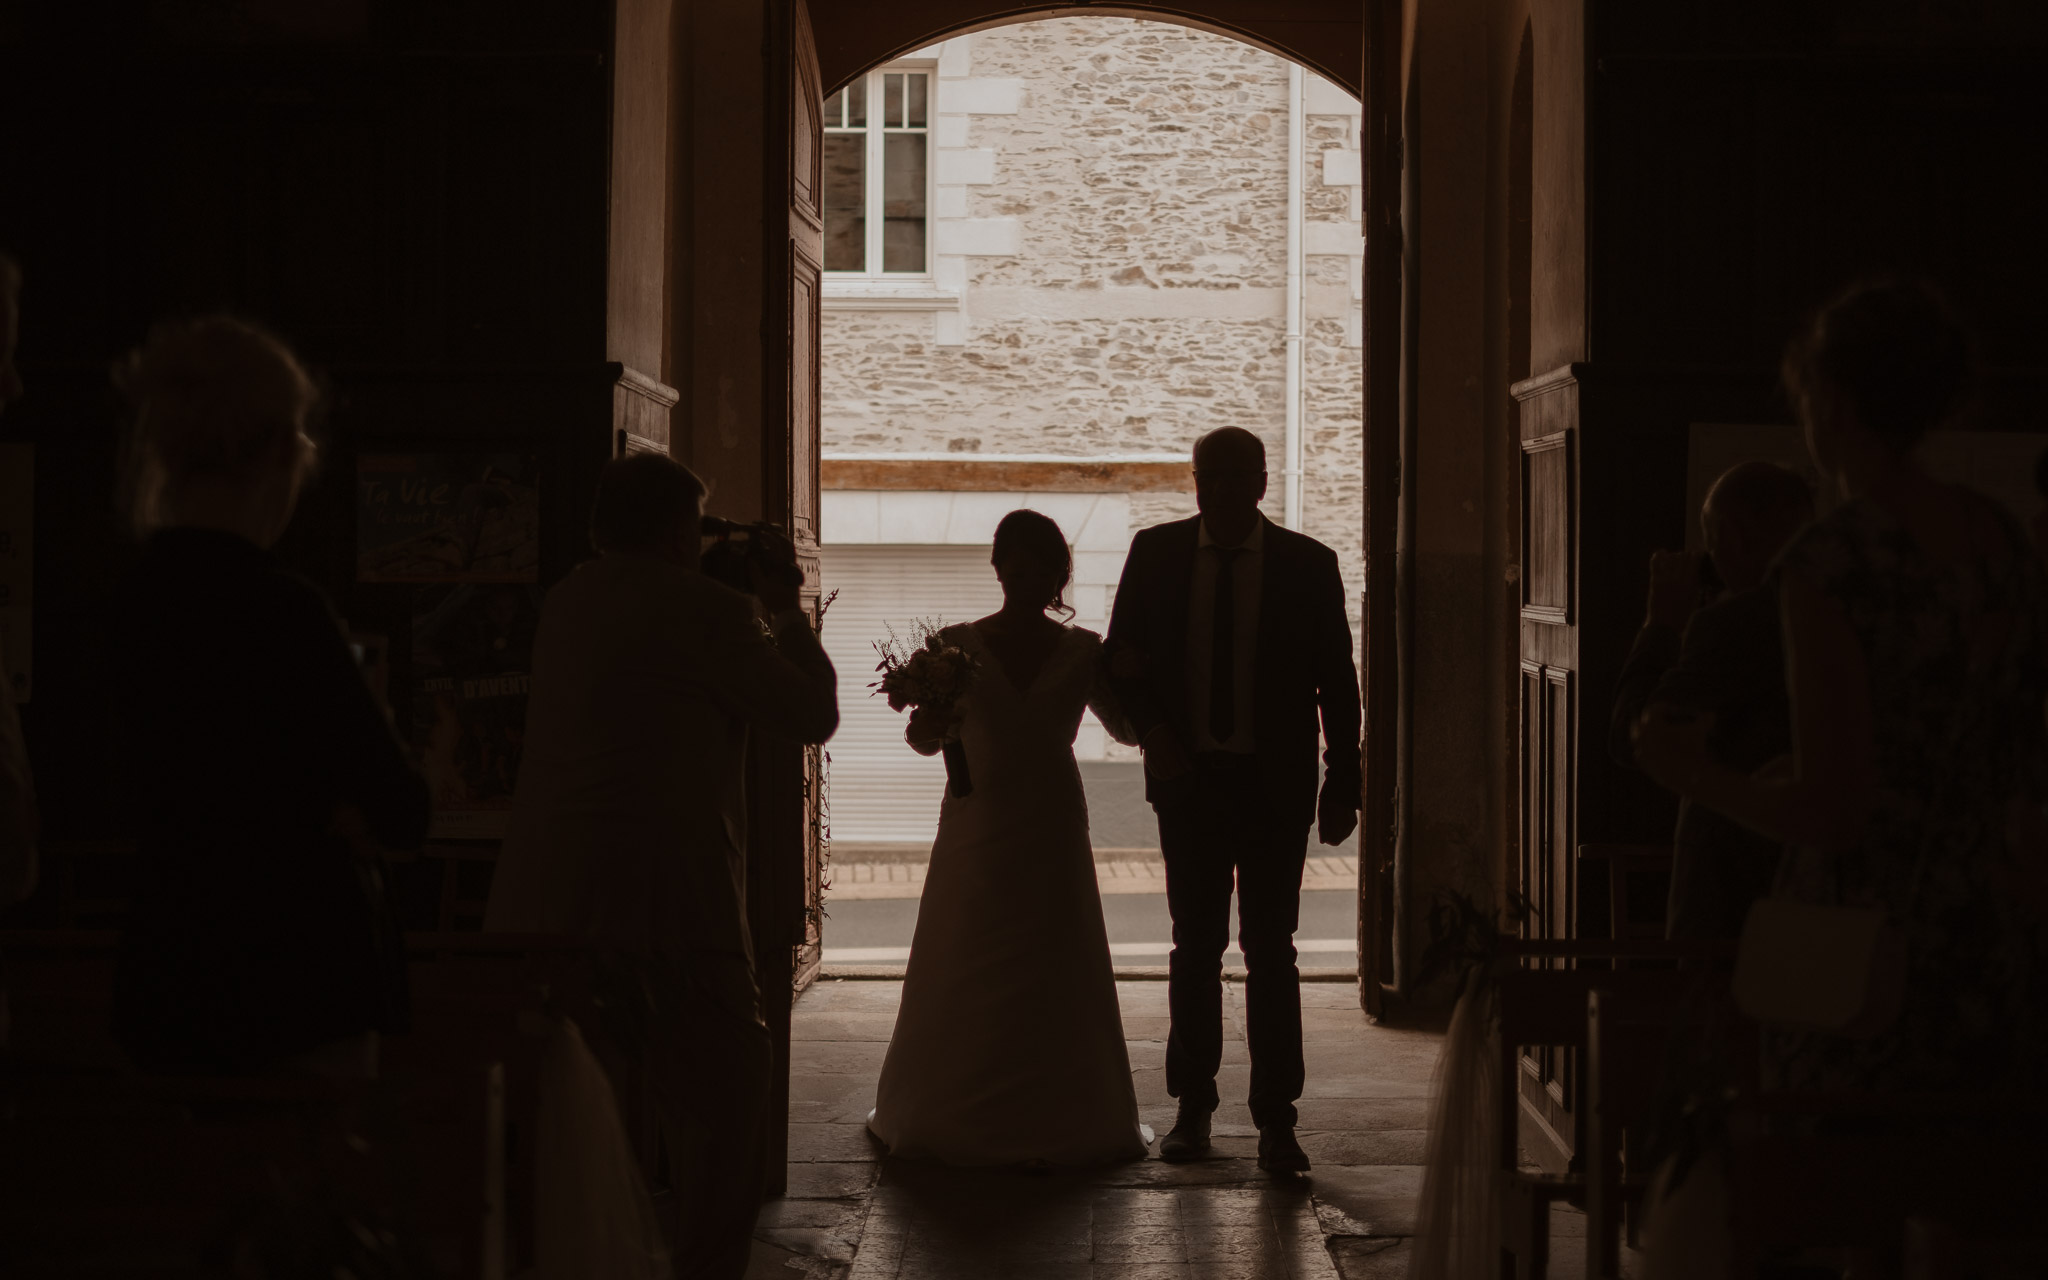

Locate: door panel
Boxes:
[1511,366,1581,1166]
[1518,660,1544,942]
[1520,431,1572,625]
[747,0,824,1197]
[786,0,825,995]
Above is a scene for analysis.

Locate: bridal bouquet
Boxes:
[872,620,979,797]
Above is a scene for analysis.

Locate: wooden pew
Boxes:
[1573,844,1675,947]
[0,1047,508,1277]
[1493,939,1733,1280]
[394,931,660,1267]
[1,929,624,1278]
[1723,1092,2048,1275]
[1905,1212,2048,1280]
[1582,980,1748,1279]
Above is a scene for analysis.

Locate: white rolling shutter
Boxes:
[820,545,1004,844]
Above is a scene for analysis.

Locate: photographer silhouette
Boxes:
[486,453,837,1280]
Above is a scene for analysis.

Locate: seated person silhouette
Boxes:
[1610,461,1813,940]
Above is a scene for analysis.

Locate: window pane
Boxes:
[882,132,926,272]
[884,73,903,128]
[845,77,865,127]
[823,134,866,271]
[822,87,842,128]
[906,73,927,127]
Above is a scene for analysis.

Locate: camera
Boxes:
[1695,550,1723,604]
[701,516,806,596]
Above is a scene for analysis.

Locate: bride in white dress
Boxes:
[867,510,1152,1167]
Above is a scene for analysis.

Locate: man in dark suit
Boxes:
[1106,426,1361,1174]
[1610,460,1813,940]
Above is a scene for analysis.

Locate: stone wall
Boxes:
[822,16,1366,634]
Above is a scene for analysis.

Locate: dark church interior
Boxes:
[4,0,2048,1276]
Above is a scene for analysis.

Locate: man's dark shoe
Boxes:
[1257,1125,1311,1174]
[1158,1104,1212,1162]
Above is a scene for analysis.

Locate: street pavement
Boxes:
[821,886,1359,967]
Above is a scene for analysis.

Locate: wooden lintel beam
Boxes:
[821,458,1192,493]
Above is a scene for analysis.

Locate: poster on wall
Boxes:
[409,583,541,840]
[0,444,32,702]
[357,453,539,583]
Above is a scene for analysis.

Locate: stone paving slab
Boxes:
[748,978,1637,1280]
[749,979,1443,1280]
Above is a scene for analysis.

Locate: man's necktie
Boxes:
[1209,546,1241,743]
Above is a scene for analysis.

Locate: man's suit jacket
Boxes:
[1107,515,1361,830]
[1607,586,1788,939]
[485,555,838,961]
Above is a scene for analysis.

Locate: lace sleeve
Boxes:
[1084,635,1141,746]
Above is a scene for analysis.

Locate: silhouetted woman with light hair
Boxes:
[111,316,427,1077]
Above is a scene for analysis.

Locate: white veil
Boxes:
[1408,965,1502,1280]
[533,1017,671,1280]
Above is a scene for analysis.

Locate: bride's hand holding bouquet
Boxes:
[903,703,956,756]
[872,621,980,796]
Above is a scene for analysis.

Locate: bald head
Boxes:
[1702,461,1815,592]
[1192,427,1268,545]
[1194,427,1265,473]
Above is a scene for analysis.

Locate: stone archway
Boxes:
[811,2,1365,100]
[793,0,1402,1016]
[646,0,1406,1185]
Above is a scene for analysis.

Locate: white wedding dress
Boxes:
[867,624,1152,1166]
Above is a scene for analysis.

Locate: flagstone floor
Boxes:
[743,977,1624,1280]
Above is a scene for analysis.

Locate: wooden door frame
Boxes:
[740,0,826,1197]
[742,0,1413,1053]
[1357,0,1408,1018]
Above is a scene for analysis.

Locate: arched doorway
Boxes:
[651,0,1404,1186]
[792,0,1401,992]
[811,3,1366,100]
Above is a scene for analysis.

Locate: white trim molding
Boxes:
[820,284,962,312]
[822,489,1131,555]
[821,451,1187,465]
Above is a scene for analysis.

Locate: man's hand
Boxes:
[750,561,802,617]
[1141,726,1194,781]
[1317,784,1359,847]
[1645,549,1704,632]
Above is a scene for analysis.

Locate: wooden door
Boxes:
[1356,0,1406,1019]
[746,0,826,1196]
[782,0,827,995]
[1512,365,1582,1163]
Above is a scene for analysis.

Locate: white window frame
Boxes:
[823,62,937,285]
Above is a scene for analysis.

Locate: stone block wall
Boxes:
[823,15,1366,640]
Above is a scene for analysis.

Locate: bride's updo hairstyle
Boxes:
[116,316,320,536]
[991,508,1075,621]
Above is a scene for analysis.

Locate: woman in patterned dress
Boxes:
[1637,278,2048,1094]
